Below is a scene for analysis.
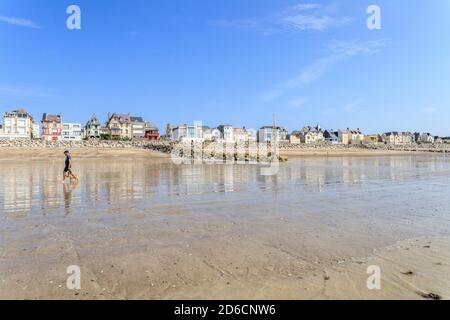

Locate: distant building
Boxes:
[324,130,340,144]
[383,132,401,145]
[41,113,62,141]
[434,136,443,144]
[419,133,435,144]
[383,132,413,145]
[246,129,257,142]
[218,125,234,143]
[144,123,160,141]
[233,127,249,143]
[84,114,101,139]
[364,134,384,145]
[339,128,364,145]
[62,123,82,141]
[131,116,145,139]
[299,125,325,144]
[202,126,222,142]
[258,126,284,143]
[288,131,301,144]
[279,127,288,142]
[171,124,203,142]
[165,124,177,140]
[0,109,38,140]
[107,113,132,140]
[100,126,109,136]
[413,132,421,143]
[401,132,414,145]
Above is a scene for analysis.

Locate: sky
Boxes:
[0,0,449,135]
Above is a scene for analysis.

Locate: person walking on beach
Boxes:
[63,150,78,182]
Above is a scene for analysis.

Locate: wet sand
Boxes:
[280,149,424,157]
[0,148,169,161]
[0,153,449,299]
[0,146,427,161]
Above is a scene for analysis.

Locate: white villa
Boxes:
[62,123,83,141]
[131,116,145,140]
[171,124,204,143]
[258,126,285,143]
[0,109,39,140]
[218,125,234,143]
[419,133,435,144]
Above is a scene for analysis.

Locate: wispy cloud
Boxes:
[291,3,322,11]
[0,85,54,98]
[327,39,386,56]
[129,30,152,40]
[0,15,40,29]
[289,97,308,108]
[343,99,364,112]
[261,39,386,101]
[209,3,352,34]
[420,107,438,114]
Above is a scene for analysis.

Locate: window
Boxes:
[188,127,195,138]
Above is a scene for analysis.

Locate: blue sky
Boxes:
[0,0,449,135]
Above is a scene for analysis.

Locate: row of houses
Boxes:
[105,113,159,141]
[0,109,160,141]
[165,123,449,146]
[0,108,447,145]
[289,127,445,145]
[371,132,439,145]
[165,124,290,144]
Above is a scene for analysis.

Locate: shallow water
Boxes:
[1,155,450,298]
[1,155,450,224]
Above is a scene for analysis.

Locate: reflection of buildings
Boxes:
[1,156,446,218]
[40,163,65,212]
[1,165,35,214]
[162,164,251,195]
[95,161,145,202]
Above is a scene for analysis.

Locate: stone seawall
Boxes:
[279,142,450,153]
[0,140,173,153]
[0,140,449,154]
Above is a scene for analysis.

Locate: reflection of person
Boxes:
[63,180,78,215]
[63,150,78,182]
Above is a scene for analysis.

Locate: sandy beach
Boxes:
[0,145,437,161]
[0,151,449,300]
[279,148,419,157]
[0,148,169,161]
